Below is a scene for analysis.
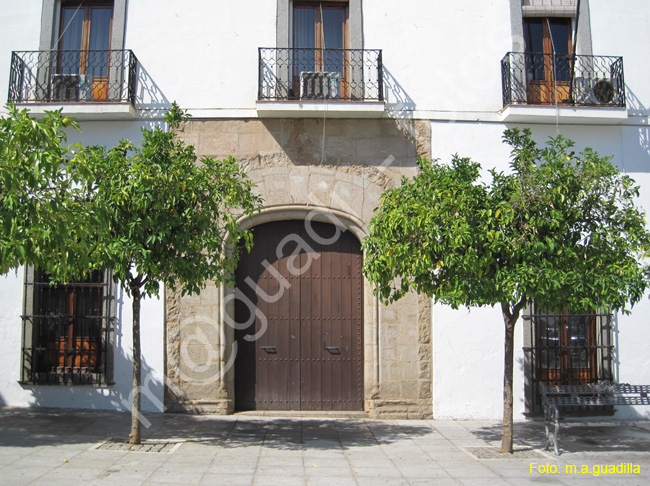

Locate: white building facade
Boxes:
[0,0,649,421]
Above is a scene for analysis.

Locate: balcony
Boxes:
[501,52,627,124]
[257,47,384,118]
[8,50,139,119]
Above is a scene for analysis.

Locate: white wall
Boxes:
[0,0,42,115]
[363,0,513,115]
[124,0,276,114]
[430,120,650,421]
[590,0,650,115]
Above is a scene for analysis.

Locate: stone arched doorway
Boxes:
[234,219,364,411]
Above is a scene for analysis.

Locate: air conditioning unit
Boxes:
[573,77,619,106]
[300,71,340,100]
[51,74,92,102]
[51,74,80,101]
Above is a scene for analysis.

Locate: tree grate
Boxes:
[94,438,182,453]
[461,446,547,460]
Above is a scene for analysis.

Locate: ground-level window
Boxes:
[523,303,614,414]
[21,268,114,385]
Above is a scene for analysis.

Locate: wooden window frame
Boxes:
[58,1,114,100]
[524,17,573,104]
[293,1,350,98]
[293,2,349,54]
[524,303,614,415]
[21,268,114,385]
[59,1,114,54]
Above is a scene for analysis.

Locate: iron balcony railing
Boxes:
[258,47,383,102]
[501,52,625,108]
[8,49,138,104]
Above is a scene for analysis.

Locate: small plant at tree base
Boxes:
[363,128,650,453]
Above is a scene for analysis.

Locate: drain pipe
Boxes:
[568,0,581,104]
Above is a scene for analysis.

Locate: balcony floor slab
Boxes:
[256,101,385,119]
[500,104,628,125]
[14,102,137,121]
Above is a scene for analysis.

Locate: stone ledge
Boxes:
[165,400,233,415]
[367,398,433,420]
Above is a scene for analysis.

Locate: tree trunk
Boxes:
[129,285,142,445]
[499,304,517,454]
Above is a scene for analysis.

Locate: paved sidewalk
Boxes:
[1,408,649,485]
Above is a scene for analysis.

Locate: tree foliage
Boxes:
[81,103,262,298]
[77,103,262,443]
[363,128,650,452]
[0,104,92,276]
[364,128,650,313]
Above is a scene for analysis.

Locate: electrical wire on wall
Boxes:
[57,1,84,49]
[546,18,561,137]
[320,2,327,165]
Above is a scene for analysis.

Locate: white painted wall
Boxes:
[364,0,513,115]
[0,0,41,116]
[590,0,650,114]
[124,0,277,115]
[431,120,650,420]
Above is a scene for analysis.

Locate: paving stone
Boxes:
[199,473,254,485]
[306,478,357,486]
[304,464,352,477]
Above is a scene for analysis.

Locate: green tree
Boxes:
[1,104,93,277]
[80,104,262,444]
[363,128,650,453]
[2,103,261,445]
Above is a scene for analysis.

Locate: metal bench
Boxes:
[540,382,650,455]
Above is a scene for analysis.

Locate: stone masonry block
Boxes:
[198,132,238,157]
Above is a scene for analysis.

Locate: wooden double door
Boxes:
[235,220,363,411]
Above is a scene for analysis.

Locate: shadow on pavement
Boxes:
[0,407,434,451]
[471,420,650,454]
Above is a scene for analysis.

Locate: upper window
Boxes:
[55,1,114,100]
[261,0,382,103]
[523,17,572,104]
[292,2,349,99]
[21,268,114,385]
[294,2,347,51]
[523,303,614,414]
[59,2,113,54]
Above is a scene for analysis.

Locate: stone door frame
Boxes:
[164,205,381,414]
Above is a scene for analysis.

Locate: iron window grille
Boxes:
[8,50,138,104]
[20,267,115,386]
[523,304,615,415]
[258,47,383,102]
[501,52,625,108]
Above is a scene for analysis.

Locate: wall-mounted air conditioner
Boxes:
[573,77,619,106]
[51,74,92,102]
[300,71,340,100]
